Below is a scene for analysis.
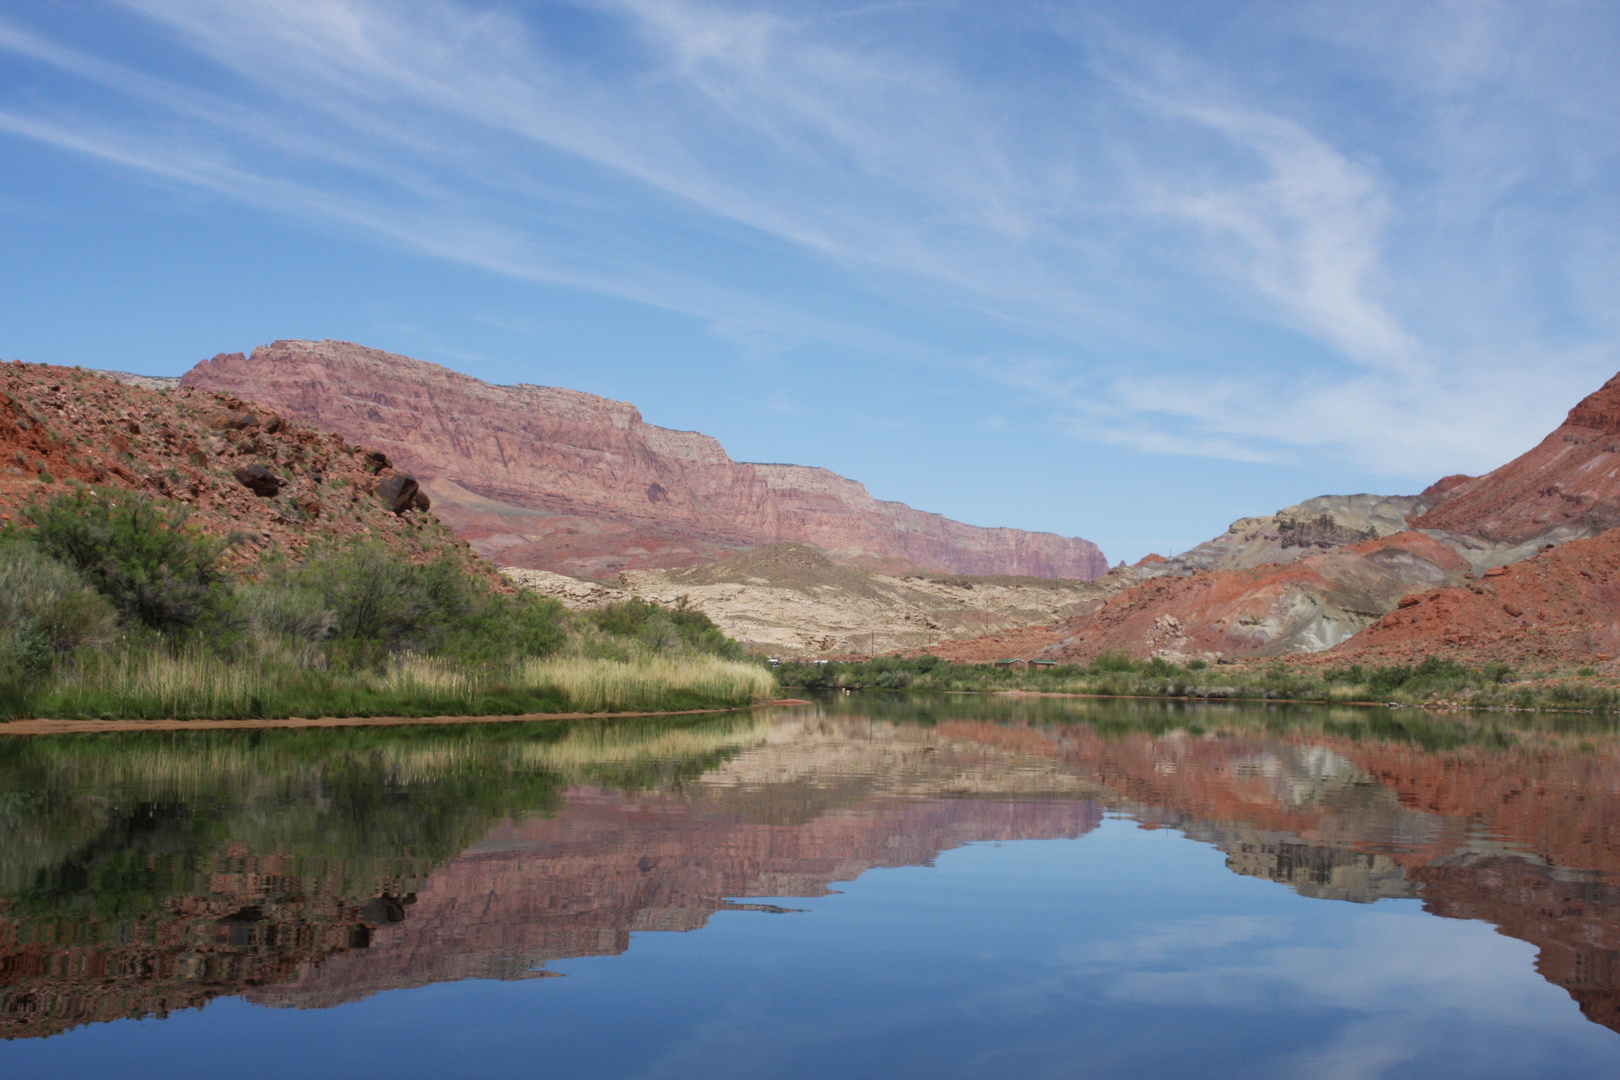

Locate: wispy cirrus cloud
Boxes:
[0,0,1615,483]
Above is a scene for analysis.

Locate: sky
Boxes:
[1,1,1616,564]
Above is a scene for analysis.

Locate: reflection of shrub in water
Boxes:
[0,711,768,919]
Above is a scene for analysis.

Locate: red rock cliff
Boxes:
[179,341,1108,579]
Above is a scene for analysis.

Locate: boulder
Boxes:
[233,464,281,497]
[376,473,420,514]
[412,489,432,512]
[208,410,260,432]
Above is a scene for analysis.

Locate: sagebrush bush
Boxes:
[0,493,762,721]
[0,541,117,682]
[272,541,568,663]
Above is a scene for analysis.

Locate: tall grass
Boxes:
[13,645,777,721]
[520,655,778,712]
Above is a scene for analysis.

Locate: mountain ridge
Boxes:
[179,340,1108,580]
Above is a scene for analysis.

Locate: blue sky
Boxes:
[1,1,1616,563]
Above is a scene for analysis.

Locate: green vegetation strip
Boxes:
[2,486,777,720]
[777,652,1620,714]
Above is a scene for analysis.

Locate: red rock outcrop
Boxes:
[1413,372,1620,542]
[179,341,1108,579]
[939,367,1620,664]
[939,530,1472,663]
[1326,527,1620,665]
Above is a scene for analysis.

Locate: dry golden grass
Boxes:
[519,655,778,712]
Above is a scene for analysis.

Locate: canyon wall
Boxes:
[179,341,1108,579]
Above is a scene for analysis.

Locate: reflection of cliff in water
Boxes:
[0,714,772,1039]
[5,697,1620,1039]
[906,700,1620,1034]
[0,711,1104,1037]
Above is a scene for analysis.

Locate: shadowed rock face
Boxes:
[178,341,1107,579]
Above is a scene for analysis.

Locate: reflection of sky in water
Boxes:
[7,817,1617,1080]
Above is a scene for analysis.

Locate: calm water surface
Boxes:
[3,693,1620,1078]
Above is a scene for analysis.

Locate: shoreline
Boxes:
[0,699,815,736]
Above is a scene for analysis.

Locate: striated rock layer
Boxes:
[180,341,1108,579]
[1413,371,1620,543]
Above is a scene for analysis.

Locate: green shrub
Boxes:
[26,487,226,631]
[590,598,742,659]
[276,540,567,662]
[0,541,118,683]
[1089,651,1137,673]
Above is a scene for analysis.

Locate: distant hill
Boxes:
[179,340,1109,580]
[940,366,1620,667]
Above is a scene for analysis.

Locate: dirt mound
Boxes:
[1413,371,1620,543]
[666,542,878,598]
[0,361,466,571]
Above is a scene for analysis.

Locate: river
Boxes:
[3,693,1618,1077]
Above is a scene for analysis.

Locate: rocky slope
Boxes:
[936,368,1620,665]
[179,341,1107,579]
[1136,494,1429,578]
[504,542,1132,657]
[1413,371,1620,543]
[0,361,457,571]
[1024,530,1474,663]
[1323,528,1620,665]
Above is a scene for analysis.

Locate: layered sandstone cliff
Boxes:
[179,341,1107,579]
